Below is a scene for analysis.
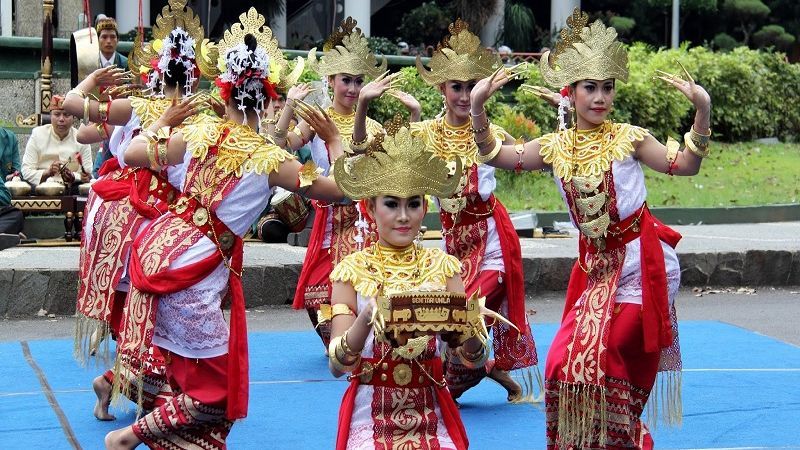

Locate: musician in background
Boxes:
[96,15,127,69]
[21,95,93,193]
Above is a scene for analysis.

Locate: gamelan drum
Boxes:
[270,189,310,233]
[70,27,100,89]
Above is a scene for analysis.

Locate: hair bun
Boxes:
[244,34,257,52]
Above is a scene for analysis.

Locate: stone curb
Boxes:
[2,249,798,318]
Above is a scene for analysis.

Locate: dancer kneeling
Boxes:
[328,117,490,449]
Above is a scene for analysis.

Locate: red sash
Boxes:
[126,197,248,420]
[563,204,681,353]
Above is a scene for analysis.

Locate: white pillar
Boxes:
[271,0,287,47]
[116,0,150,35]
[480,0,504,47]
[1,0,12,36]
[551,0,581,33]
[345,0,370,37]
[670,0,679,48]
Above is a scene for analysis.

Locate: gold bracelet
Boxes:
[262,118,277,125]
[477,138,502,164]
[683,131,709,158]
[145,138,159,168]
[95,122,109,140]
[349,134,370,152]
[98,101,109,122]
[82,97,91,125]
[67,88,87,99]
[273,126,288,139]
[474,129,495,146]
[331,303,355,320]
[689,126,711,148]
[470,119,490,135]
[339,329,360,357]
[157,138,169,166]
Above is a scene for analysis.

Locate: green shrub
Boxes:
[515,43,800,142]
[367,36,399,56]
[712,32,740,51]
[492,104,541,139]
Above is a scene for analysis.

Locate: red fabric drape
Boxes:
[561,205,681,352]
[128,231,248,420]
[292,201,329,309]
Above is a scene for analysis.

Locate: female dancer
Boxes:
[65,0,215,421]
[279,17,414,350]
[103,9,346,449]
[353,19,540,404]
[329,118,482,449]
[471,9,711,448]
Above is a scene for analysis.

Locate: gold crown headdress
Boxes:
[416,19,500,86]
[539,8,628,88]
[202,8,304,90]
[334,116,462,199]
[128,0,216,80]
[307,17,387,79]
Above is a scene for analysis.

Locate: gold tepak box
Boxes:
[377,291,481,340]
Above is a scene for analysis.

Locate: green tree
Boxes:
[722,0,771,45]
[397,2,454,47]
[753,24,796,50]
[500,1,536,51]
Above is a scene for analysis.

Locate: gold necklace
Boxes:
[326,107,356,138]
[373,242,422,295]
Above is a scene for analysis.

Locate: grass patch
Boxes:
[494,142,800,211]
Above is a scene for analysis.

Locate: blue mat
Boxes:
[1,321,798,449]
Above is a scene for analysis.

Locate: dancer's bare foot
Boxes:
[104,426,141,450]
[92,375,116,421]
[488,367,522,402]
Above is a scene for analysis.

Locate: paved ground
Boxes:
[1,222,799,317]
[4,287,798,346]
[4,222,799,270]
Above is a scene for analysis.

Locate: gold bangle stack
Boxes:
[477,138,502,164]
[143,128,171,169]
[328,330,361,373]
[684,126,711,158]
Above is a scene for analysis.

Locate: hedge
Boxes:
[286,45,800,142]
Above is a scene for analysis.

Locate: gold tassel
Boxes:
[555,381,609,448]
[645,370,683,430]
[109,351,147,417]
[72,315,113,367]
[509,366,546,404]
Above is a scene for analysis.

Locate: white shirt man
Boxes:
[21,101,92,187]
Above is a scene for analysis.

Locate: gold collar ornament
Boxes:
[333,116,462,199]
[307,16,387,79]
[539,8,629,88]
[416,19,500,86]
